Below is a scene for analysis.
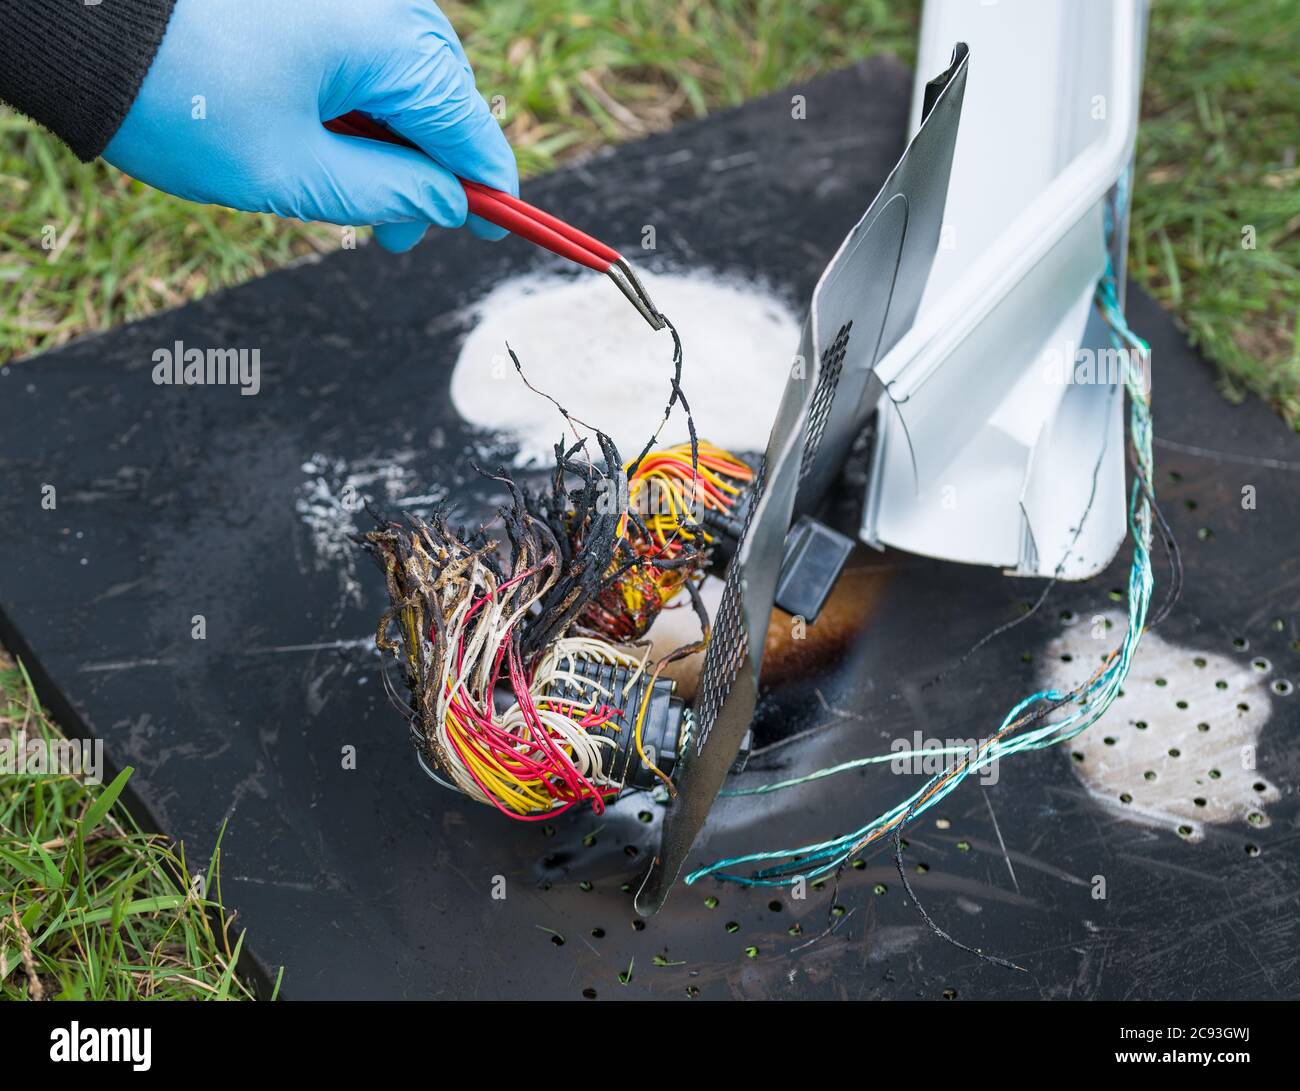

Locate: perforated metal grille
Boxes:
[692,324,854,753]
[798,321,853,483]
[693,459,766,752]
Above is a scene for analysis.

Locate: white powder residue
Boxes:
[449,271,801,465]
[1044,611,1281,841]
[296,450,447,604]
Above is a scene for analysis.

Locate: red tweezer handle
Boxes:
[323,111,620,273]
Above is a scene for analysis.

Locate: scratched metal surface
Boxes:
[2,61,1297,1000]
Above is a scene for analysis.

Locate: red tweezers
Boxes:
[323,111,664,331]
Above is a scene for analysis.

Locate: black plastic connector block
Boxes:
[700,460,757,577]
[541,658,685,791]
[773,515,855,623]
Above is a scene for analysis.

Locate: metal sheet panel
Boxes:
[636,44,970,915]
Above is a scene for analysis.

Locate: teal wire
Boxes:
[687,261,1155,889]
[718,747,977,798]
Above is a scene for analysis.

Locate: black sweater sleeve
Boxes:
[0,0,179,161]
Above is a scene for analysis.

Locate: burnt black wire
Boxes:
[884,687,1083,973]
[891,809,1026,973]
[626,319,698,477]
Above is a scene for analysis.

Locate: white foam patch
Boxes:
[1044,612,1280,841]
[450,271,800,465]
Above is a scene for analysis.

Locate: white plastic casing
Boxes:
[862,0,1148,579]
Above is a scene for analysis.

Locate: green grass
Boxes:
[0,652,274,999]
[1130,0,1300,422]
[1,0,1295,420]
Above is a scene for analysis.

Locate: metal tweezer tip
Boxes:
[607,258,666,331]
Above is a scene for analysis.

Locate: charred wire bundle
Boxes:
[363,312,756,818]
[578,441,754,642]
[363,423,752,818]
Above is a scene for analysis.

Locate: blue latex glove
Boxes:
[104,0,517,253]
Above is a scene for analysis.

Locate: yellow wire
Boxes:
[438,443,752,813]
[631,668,675,795]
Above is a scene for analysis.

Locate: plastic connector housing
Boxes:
[541,659,685,791]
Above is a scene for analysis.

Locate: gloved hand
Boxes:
[104,0,517,253]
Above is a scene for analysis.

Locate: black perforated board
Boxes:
[2,60,1297,1000]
